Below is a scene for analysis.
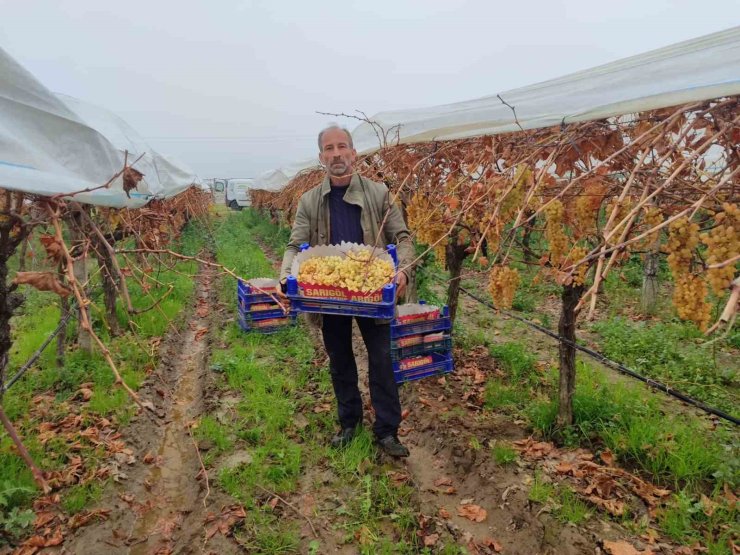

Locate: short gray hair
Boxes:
[317,124,353,151]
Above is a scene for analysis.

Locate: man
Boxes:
[279,125,413,458]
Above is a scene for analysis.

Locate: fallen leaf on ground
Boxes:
[23,526,64,548]
[194,327,208,341]
[78,387,93,401]
[423,533,439,547]
[640,528,660,545]
[387,471,410,486]
[205,505,247,539]
[434,477,453,487]
[68,509,111,529]
[513,437,555,459]
[457,504,487,522]
[603,540,653,555]
[480,537,503,552]
[313,403,331,413]
[438,507,451,519]
[587,495,625,516]
[401,409,410,420]
[601,449,615,466]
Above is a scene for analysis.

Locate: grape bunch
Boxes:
[667,217,700,273]
[640,206,664,248]
[488,265,520,309]
[544,200,568,265]
[673,275,711,331]
[564,246,588,286]
[298,249,395,292]
[407,193,448,264]
[701,203,739,295]
[666,217,710,329]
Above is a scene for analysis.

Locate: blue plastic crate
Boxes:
[391,306,451,339]
[286,243,399,319]
[393,351,454,384]
[237,312,296,334]
[237,279,281,305]
[391,336,452,361]
[287,292,396,319]
[238,304,288,321]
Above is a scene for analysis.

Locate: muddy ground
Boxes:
[57,264,242,555]
[49,245,682,555]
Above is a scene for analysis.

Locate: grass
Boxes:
[443,267,739,551]
[528,470,555,503]
[488,341,538,383]
[0,220,206,541]
[491,441,518,465]
[206,210,423,554]
[592,317,738,418]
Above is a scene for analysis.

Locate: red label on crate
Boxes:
[397,334,423,347]
[396,310,441,324]
[251,303,276,312]
[252,317,289,328]
[399,355,433,371]
[298,282,386,303]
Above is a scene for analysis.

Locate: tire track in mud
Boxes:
[61,264,240,555]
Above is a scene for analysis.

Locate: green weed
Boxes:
[491,442,518,465]
[592,317,738,417]
[484,380,529,410]
[488,342,537,383]
[62,482,104,515]
[528,471,555,503]
[555,487,591,525]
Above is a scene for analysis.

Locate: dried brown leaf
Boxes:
[13,272,72,297]
[457,504,487,522]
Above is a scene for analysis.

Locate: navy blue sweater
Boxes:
[328,185,364,245]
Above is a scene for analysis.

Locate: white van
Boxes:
[225,178,252,210]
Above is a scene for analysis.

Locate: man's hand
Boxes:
[395,271,407,298]
[277,279,288,300]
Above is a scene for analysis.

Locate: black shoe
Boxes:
[376,435,409,458]
[331,425,360,448]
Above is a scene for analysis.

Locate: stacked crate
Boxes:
[237,279,295,333]
[390,304,454,384]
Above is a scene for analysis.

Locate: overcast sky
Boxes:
[1,0,736,179]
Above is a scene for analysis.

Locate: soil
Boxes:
[56,264,241,555]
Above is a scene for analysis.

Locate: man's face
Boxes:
[319,128,356,179]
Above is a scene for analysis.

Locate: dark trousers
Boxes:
[321,315,401,438]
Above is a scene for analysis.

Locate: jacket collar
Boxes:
[320,173,364,206]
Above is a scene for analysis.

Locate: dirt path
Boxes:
[59,264,239,555]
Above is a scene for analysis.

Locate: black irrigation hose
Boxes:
[454,285,740,426]
[1,306,76,395]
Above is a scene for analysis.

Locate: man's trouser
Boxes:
[321,314,401,439]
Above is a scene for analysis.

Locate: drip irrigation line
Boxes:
[1,305,77,395]
[455,285,739,426]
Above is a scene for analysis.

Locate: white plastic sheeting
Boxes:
[252,26,740,192]
[0,47,199,208]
